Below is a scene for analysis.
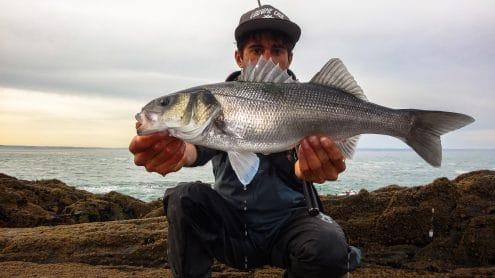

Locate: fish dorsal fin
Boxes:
[239,57,296,83]
[227,151,260,186]
[336,135,360,159]
[310,58,368,101]
[311,58,365,156]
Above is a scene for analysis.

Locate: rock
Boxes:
[320,170,495,271]
[374,205,432,245]
[0,217,168,266]
[144,206,165,218]
[1,170,494,276]
[0,174,161,227]
[454,215,495,266]
[364,244,419,267]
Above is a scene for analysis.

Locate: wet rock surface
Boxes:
[321,170,495,271]
[0,173,161,227]
[0,170,494,276]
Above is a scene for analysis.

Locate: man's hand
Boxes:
[129,123,196,176]
[294,135,346,184]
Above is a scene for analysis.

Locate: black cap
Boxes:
[235,5,301,45]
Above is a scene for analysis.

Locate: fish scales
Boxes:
[200,82,407,153]
[136,58,474,185]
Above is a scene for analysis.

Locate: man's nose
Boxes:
[262,50,272,60]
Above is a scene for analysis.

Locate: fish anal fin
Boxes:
[335,135,360,159]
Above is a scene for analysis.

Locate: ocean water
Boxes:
[0,146,493,202]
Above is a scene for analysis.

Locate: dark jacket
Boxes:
[189,70,323,248]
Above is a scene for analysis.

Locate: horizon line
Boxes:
[1,144,494,151]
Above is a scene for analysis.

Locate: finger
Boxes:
[320,136,346,173]
[148,139,184,169]
[134,150,154,167]
[301,139,326,182]
[296,144,309,180]
[294,160,302,179]
[133,137,176,166]
[155,143,187,175]
[321,162,339,181]
[129,133,170,154]
[170,151,188,173]
[295,159,313,181]
[308,135,330,165]
[134,145,164,166]
[298,141,325,183]
[296,143,303,159]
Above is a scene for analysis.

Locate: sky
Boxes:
[0,0,494,148]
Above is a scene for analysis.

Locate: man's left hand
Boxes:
[294,135,346,184]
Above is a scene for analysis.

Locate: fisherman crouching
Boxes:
[129,4,361,278]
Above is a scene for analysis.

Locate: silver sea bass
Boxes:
[136,58,474,185]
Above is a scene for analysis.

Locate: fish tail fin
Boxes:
[402,110,474,167]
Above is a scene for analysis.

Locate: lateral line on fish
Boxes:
[213,91,285,105]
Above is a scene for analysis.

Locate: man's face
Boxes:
[235,32,292,70]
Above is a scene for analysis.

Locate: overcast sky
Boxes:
[0,0,494,148]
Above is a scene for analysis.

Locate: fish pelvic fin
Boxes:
[310,58,368,101]
[239,57,296,84]
[228,151,260,186]
[402,110,475,167]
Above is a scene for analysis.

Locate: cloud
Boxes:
[0,87,139,147]
[0,68,216,100]
[0,0,493,147]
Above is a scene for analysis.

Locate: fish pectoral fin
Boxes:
[336,135,360,159]
[214,117,243,139]
[228,151,260,186]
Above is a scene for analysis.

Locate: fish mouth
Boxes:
[135,111,159,123]
[135,111,168,135]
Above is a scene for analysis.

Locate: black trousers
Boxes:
[163,182,361,278]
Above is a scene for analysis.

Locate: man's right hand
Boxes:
[129,123,193,176]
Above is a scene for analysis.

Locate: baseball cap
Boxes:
[235,5,301,45]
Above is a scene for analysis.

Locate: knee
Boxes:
[163,181,212,218]
[314,230,348,266]
[291,229,350,277]
[175,181,213,198]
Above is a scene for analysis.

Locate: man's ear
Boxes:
[288,52,293,66]
[235,50,244,68]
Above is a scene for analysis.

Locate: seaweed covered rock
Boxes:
[321,170,495,270]
[1,170,494,275]
[0,217,167,266]
[0,174,161,227]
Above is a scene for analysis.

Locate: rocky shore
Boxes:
[1,171,494,277]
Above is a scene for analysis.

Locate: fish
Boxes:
[136,58,474,185]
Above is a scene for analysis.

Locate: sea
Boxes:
[0,145,493,202]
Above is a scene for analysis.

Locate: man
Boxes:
[129,4,361,278]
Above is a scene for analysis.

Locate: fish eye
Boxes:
[159,97,170,107]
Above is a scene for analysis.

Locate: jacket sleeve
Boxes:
[187,145,220,167]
